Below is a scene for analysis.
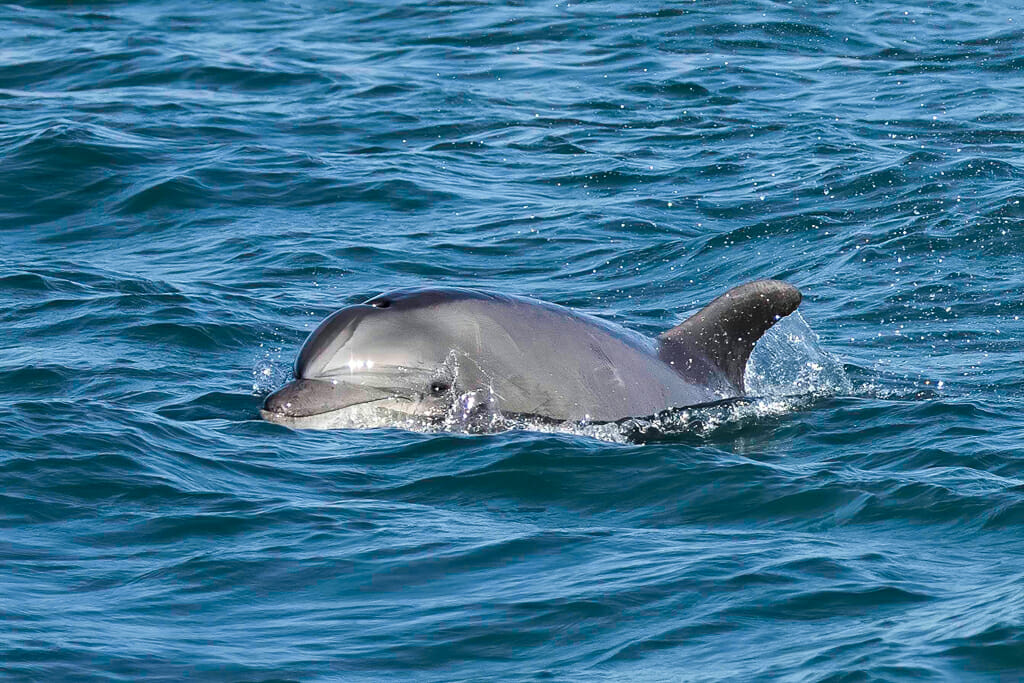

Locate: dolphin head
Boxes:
[260,289,493,429]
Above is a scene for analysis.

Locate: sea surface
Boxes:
[2,0,1024,680]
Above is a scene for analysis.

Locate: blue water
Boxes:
[3,1,1024,679]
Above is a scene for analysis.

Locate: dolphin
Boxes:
[260,280,802,429]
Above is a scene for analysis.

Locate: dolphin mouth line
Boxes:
[259,396,413,429]
[261,376,423,421]
[259,396,390,419]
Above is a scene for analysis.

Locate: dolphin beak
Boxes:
[260,378,394,420]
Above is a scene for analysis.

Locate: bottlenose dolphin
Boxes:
[260,280,801,429]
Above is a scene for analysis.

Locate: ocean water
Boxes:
[2,0,1023,679]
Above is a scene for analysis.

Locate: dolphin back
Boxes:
[658,280,802,393]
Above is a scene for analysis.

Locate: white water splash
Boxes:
[746,311,853,398]
[252,343,289,394]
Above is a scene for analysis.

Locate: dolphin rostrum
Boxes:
[260,280,802,429]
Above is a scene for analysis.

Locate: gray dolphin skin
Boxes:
[260,280,802,429]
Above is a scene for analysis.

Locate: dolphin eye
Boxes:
[429,381,450,396]
[371,299,391,309]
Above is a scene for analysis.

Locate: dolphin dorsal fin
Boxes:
[658,280,802,393]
